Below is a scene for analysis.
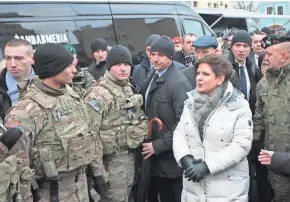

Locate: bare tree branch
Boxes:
[233,1,258,12]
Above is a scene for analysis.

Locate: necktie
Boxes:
[145,73,159,108]
[239,66,248,99]
[148,73,159,93]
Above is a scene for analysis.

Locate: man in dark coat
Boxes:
[227,30,259,114]
[88,38,108,81]
[173,33,196,67]
[182,35,241,90]
[0,39,35,121]
[132,34,186,94]
[143,36,191,202]
[132,34,160,94]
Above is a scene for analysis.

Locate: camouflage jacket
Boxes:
[71,67,96,96]
[253,64,290,152]
[4,77,105,201]
[84,71,148,155]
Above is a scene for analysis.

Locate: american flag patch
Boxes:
[5,119,21,128]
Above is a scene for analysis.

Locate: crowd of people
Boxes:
[0,25,289,202]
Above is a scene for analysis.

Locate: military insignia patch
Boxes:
[88,98,103,112]
[5,119,21,128]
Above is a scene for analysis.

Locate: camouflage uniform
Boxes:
[5,77,105,202]
[0,124,22,202]
[72,67,96,97]
[253,64,290,202]
[84,71,148,202]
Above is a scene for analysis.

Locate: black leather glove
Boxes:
[93,176,107,196]
[0,128,22,150]
[181,155,202,170]
[184,161,210,182]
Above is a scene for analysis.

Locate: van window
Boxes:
[0,4,74,17]
[113,17,180,64]
[182,19,204,37]
[110,3,176,15]
[70,4,111,15]
[204,25,212,35]
[75,20,117,67]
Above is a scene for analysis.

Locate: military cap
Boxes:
[193,35,218,49]
[261,35,281,49]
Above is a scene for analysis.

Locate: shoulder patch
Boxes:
[87,98,103,112]
[5,119,23,132]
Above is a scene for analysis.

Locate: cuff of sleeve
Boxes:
[152,139,162,155]
[268,152,283,171]
[204,158,219,174]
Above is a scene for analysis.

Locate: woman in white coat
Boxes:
[173,55,253,202]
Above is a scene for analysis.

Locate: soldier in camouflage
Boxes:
[0,125,22,202]
[84,45,148,202]
[253,37,290,202]
[64,43,95,96]
[4,44,106,202]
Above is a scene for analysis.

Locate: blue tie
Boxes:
[239,66,248,99]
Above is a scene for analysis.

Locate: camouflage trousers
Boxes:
[269,171,290,202]
[101,150,135,202]
[37,167,89,202]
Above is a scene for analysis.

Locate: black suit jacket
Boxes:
[227,51,259,113]
[144,62,192,178]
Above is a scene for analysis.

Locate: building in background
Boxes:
[258,1,289,31]
[185,1,232,9]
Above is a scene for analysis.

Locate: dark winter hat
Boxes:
[231,30,252,47]
[261,27,271,35]
[145,34,160,47]
[150,36,175,60]
[91,38,107,53]
[106,45,132,70]
[34,43,74,79]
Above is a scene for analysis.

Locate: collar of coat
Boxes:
[186,81,245,111]
[228,50,253,71]
[155,63,174,83]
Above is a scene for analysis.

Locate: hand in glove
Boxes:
[184,161,210,182]
[181,155,202,170]
[93,176,107,196]
[0,128,22,150]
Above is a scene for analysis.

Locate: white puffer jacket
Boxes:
[173,82,253,202]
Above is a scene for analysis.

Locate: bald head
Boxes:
[265,42,290,69]
[277,42,290,52]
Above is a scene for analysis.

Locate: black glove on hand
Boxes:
[93,176,107,196]
[181,155,202,170]
[0,128,22,150]
[184,161,210,182]
[181,155,202,181]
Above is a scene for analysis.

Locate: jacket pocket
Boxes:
[156,96,172,122]
[0,163,10,200]
[100,130,117,155]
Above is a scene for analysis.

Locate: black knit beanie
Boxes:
[145,34,160,47]
[231,30,252,47]
[261,27,271,35]
[34,44,74,79]
[106,45,132,70]
[91,38,107,53]
[150,36,175,60]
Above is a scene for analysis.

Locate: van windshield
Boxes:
[183,19,204,37]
